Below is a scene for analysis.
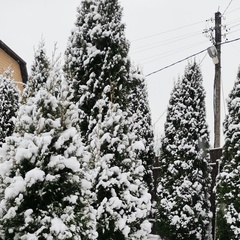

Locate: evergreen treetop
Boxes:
[64,0,130,142]
[22,40,50,102]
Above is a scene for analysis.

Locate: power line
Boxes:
[145,48,207,77]
[228,22,240,29]
[141,40,207,65]
[131,17,240,61]
[227,28,240,35]
[223,0,234,15]
[199,51,208,65]
[225,17,240,25]
[145,37,240,77]
[225,6,240,15]
[131,20,205,42]
[137,39,206,61]
[152,51,208,129]
[221,36,240,45]
[131,16,237,53]
[153,109,167,126]
[131,31,201,54]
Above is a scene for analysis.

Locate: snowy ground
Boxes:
[148,234,161,240]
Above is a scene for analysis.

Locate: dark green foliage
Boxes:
[0,73,19,145]
[0,94,92,239]
[157,62,212,240]
[89,104,152,239]
[0,52,96,239]
[217,67,240,240]
[217,206,233,240]
[128,67,155,193]
[64,0,130,143]
[22,41,50,102]
[64,1,153,238]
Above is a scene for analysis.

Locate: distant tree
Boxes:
[217,67,240,240]
[64,0,130,143]
[89,101,152,239]
[128,66,155,193]
[0,55,97,239]
[22,40,50,102]
[157,62,212,240]
[0,72,19,146]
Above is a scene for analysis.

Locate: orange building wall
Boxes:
[0,48,24,92]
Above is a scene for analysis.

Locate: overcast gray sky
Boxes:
[1,0,240,147]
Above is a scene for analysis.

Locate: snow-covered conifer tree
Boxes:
[89,101,152,239]
[22,40,50,102]
[0,72,19,146]
[64,0,130,143]
[128,66,155,193]
[217,67,240,240]
[157,62,212,240]
[64,0,152,238]
[0,54,97,239]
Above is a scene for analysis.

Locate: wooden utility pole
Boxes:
[214,12,222,148]
[210,11,222,240]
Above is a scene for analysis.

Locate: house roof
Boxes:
[0,40,28,84]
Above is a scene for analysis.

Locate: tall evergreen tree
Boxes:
[217,67,240,240]
[157,62,212,240]
[22,41,50,102]
[64,0,130,143]
[0,72,19,146]
[64,1,152,238]
[89,101,152,239]
[128,66,155,193]
[0,54,97,239]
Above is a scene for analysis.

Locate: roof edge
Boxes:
[0,40,28,83]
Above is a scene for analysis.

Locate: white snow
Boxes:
[54,127,77,149]
[5,176,26,199]
[62,157,80,172]
[171,215,181,225]
[15,148,33,163]
[3,206,17,220]
[25,168,45,187]
[147,234,161,240]
[50,217,67,234]
[133,141,145,151]
[64,195,78,204]
[48,155,80,172]
[24,209,33,224]
[0,160,12,178]
[22,233,38,240]
[81,178,91,190]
